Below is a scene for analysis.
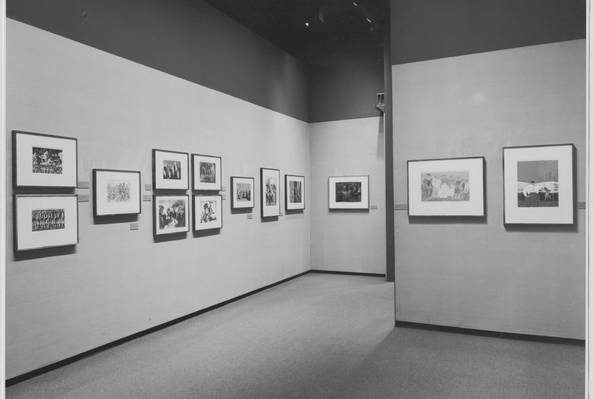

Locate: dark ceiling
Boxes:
[203,0,389,62]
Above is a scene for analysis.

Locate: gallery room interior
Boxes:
[2,0,589,398]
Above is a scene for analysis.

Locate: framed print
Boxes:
[93,169,141,217]
[261,168,281,218]
[407,157,485,217]
[14,194,79,251]
[193,195,222,231]
[503,144,574,224]
[231,176,255,210]
[192,154,222,191]
[13,130,78,188]
[152,149,189,190]
[328,175,369,210]
[153,195,189,236]
[285,174,305,211]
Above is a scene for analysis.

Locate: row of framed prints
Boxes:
[407,144,575,224]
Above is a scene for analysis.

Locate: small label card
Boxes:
[221,193,226,200]
[578,201,586,210]
[77,181,90,189]
[130,222,140,231]
[221,186,227,192]
[78,194,90,202]
[394,203,408,211]
[145,184,152,192]
[247,213,254,220]
[143,194,152,202]
[370,204,378,210]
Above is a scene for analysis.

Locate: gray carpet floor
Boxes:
[6,274,584,399]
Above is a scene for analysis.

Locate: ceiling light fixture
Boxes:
[353,1,358,6]
[305,21,310,27]
[366,17,372,23]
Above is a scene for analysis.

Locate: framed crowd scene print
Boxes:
[192,154,221,191]
[152,149,189,190]
[407,157,485,217]
[93,169,141,217]
[503,144,574,224]
[285,174,305,211]
[13,130,78,188]
[153,194,189,236]
[231,176,254,210]
[261,168,280,218]
[328,175,369,210]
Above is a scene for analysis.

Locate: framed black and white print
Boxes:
[503,144,574,224]
[193,195,222,231]
[153,194,190,236]
[192,154,222,191]
[261,168,281,218]
[407,157,485,216]
[14,194,79,251]
[152,149,189,190]
[285,175,305,211]
[328,176,369,210]
[93,169,141,217]
[13,130,78,188]
[231,176,254,210]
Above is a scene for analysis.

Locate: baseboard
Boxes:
[394,320,585,346]
[5,270,310,387]
[309,269,386,278]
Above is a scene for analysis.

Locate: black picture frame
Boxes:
[192,194,223,231]
[328,175,370,210]
[192,153,222,191]
[260,168,281,219]
[152,149,189,191]
[92,169,142,217]
[230,176,255,210]
[153,194,190,237]
[13,130,78,189]
[285,174,305,211]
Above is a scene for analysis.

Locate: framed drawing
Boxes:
[261,168,280,218]
[153,194,189,236]
[407,157,485,217]
[14,194,79,251]
[503,144,574,224]
[328,175,369,210]
[152,149,189,190]
[13,130,78,188]
[93,169,141,217]
[231,176,254,210]
[285,174,305,211]
[192,154,222,191]
[193,195,222,231]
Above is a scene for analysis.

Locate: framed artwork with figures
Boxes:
[93,169,141,217]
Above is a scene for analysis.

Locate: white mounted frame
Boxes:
[153,194,190,236]
[328,175,369,210]
[192,154,222,191]
[261,168,280,218]
[285,174,305,211]
[230,176,254,210]
[93,169,141,217]
[193,194,222,231]
[152,149,189,190]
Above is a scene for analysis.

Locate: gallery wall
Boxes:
[392,39,585,339]
[310,117,386,274]
[5,20,311,378]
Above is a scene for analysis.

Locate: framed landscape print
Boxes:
[14,194,79,251]
[152,149,189,190]
[231,176,254,210]
[93,169,141,217]
[193,195,222,231]
[13,130,78,188]
[153,194,189,236]
[503,144,574,224]
[407,157,484,216]
[285,174,305,211]
[328,175,369,210]
[261,168,281,218]
[192,154,222,191]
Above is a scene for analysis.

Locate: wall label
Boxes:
[77,194,90,202]
[77,181,89,189]
[144,184,152,191]
[130,222,140,231]
[247,213,253,219]
[394,203,408,211]
[143,194,152,202]
[370,204,378,210]
[578,201,586,210]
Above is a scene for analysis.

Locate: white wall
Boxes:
[310,117,386,274]
[5,20,311,378]
[393,39,586,339]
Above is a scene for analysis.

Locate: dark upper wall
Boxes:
[8,0,309,121]
[391,0,586,65]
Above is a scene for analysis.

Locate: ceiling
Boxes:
[203,0,389,62]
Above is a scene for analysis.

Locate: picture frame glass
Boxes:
[193,154,221,191]
[154,195,189,235]
[94,170,141,216]
[14,131,77,188]
[328,176,369,210]
[15,195,78,251]
[261,168,280,217]
[231,177,254,209]
[285,175,305,210]
[407,157,485,216]
[503,145,573,224]
[194,195,222,230]
[153,150,189,190]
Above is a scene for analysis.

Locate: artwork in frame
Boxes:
[152,149,189,190]
[261,168,281,218]
[13,130,78,188]
[407,157,485,217]
[153,194,190,236]
[193,195,223,231]
[230,176,255,210]
[328,175,369,210]
[503,144,574,224]
[93,169,141,217]
[192,154,222,191]
[285,174,305,211]
[14,194,79,251]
